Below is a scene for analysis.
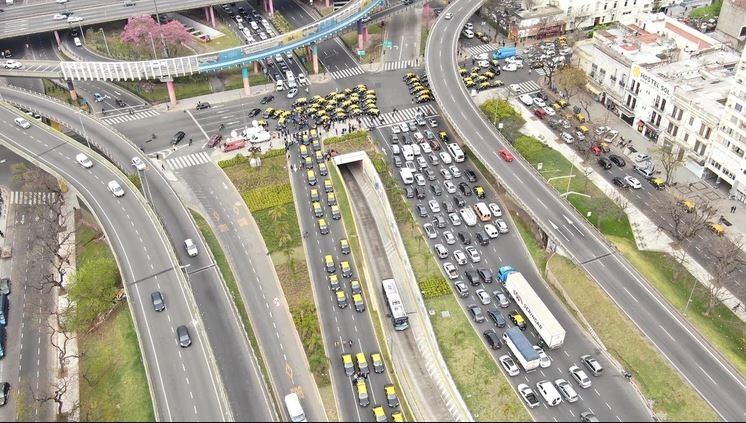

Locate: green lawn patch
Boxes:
[252,203,302,254]
[419,25,429,57]
[243,183,293,212]
[75,209,153,421]
[547,256,717,421]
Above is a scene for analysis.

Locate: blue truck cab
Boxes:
[497,265,516,283]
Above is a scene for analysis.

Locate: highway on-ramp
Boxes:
[0,103,229,421]
[425,1,746,420]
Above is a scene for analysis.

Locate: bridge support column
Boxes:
[312,44,319,74]
[166,80,177,106]
[254,61,259,74]
[357,20,364,51]
[325,0,329,7]
[363,26,369,43]
[53,30,62,49]
[268,0,274,16]
[242,67,251,96]
[209,6,216,27]
[66,80,77,102]
[204,6,210,22]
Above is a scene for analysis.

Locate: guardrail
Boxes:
[58,0,383,82]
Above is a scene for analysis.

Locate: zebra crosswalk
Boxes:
[8,191,59,205]
[165,151,212,170]
[514,80,542,94]
[102,109,160,125]
[358,104,437,128]
[466,43,500,56]
[382,59,419,72]
[329,65,365,80]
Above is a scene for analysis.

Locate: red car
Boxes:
[207,133,223,148]
[533,108,547,119]
[590,145,602,156]
[498,148,514,162]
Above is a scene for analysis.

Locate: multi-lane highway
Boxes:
[426,1,746,420]
[0,86,275,421]
[0,103,230,421]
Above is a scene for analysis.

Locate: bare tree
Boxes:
[705,237,746,315]
[663,197,717,241]
[652,146,682,184]
[577,93,594,123]
[541,61,560,88]
[29,196,75,294]
[554,66,587,102]
[32,375,79,419]
[45,307,79,375]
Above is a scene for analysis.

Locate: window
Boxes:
[736,103,743,112]
[689,116,695,126]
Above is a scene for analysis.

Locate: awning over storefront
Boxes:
[585,83,602,96]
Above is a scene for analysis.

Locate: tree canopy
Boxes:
[67,256,120,331]
[689,0,722,20]
[120,15,192,58]
[480,98,526,140]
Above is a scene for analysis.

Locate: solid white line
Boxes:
[658,324,676,342]
[186,110,210,140]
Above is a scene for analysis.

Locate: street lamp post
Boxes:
[78,22,86,42]
[148,32,158,59]
[683,276,698,316]
[100,28,111,57]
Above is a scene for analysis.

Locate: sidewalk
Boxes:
[507,93,746,323]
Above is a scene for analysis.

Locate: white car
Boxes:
[131,157,146,171]
[67,16,83,23]
[108,180,125,197]
[414,173,426,186]
[439,152,453,164]
[542,106,556,116]
[76,153,93,168]
[533,346,551,368]
[453,250,467,265]
[474,53,489,61]
[419,141,432,154]
[499,355,520,376]
[428,199,441,213]
[3,60,21,69]
[297,73,308,85]
[555,379,578,403]
[448,212,462,226]
[475,288,491,305]
[495,219,509,234]
[52,13,67,20]
[517,384,540,408]
[477,60,490,69]
[449,165,461,178]
[286,87,299,98]
[560,132,574,144]
[536,380,562,406]
[424,223,437,239]
[443,262,459,279]
[444,12,452,20]
[502,63,518,72]
[442,230,456,245]
[488,202,502,217]
[624,175,642,189]
[519,94,534,106]
[184,238,199,257]
[569,365,592,388]
[509,83,523,94]
[14,117,31,129]
[533,97,546,108]
[484,224,499,238]
[465,245,481,263]
[399,122,409,133]
[444,180,456,194]
[440,168,452,179]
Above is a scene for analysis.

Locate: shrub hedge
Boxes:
[218,154,249,168]
[242,183,293,212]
[419,276,451,299]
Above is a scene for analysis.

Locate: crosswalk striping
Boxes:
[9,191,59,205]
[466,43,500,56]
[382,59,419,72]
[165,151,212,170]
[102,109,160,125]
[514,80,542,94]
[329,66,365,80]
[358,104,437,128]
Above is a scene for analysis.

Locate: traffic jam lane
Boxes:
[369,112,630,421]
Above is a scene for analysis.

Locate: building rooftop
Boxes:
[513,5,564,20]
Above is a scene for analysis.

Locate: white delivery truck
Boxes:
[400,168,414,185]
[284,393,307,422]
[503,327,540,371]
[498,266,566,349]
[447,143,465,162]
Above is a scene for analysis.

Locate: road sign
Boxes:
[357,50,365,57]
[383,40,393,49]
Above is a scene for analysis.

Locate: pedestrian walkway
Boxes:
[465,43,500,56]
[329,65,365,80]
[382,59,419,72]
[102,109,160,125]
[165,151,212,170]
[514,80,542,94]
[358,104,437,128]
[8,191,59,205]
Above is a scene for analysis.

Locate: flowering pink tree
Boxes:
[120,15,192,58]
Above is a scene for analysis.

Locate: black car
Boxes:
[115,98,127,108]
[393,155,403,168]
[597,157,612,169]
[196,101,211,110]
[248,108,261,117]
[0,278,9,295]
[612,177,628,189]
[0,381,8,406]
[464,169,478,182]
[415,187,426,199]
[535,91,548,101]
[453,195,465,208]
[477,268,493,283]
[177,325,192,347]
[151,291,166,312]
[465,270,480,286]
[483,329,502,350]
[468,304,485,323]
[416,204,428,217]
[430,183,443,196]
[405,186,415,198]
[458,182,472,196]
[260,95,274,104]
[457,231,472,245]
[171,131,186,145]
[609,154,626,167]
[487,307,506,327]
[424,168,436,181]
[475,231,489,246]
[442,201,455,213]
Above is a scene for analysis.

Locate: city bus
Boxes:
[381,279,409,331]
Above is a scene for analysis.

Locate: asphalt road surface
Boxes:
[426,1,746,420]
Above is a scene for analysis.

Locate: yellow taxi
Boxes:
[327,192,337,206]
[342,353,354,375]
[310,188,320,202]
[324,254,335,273]
[372,405,386,422]
[340,260,352,278]
[575,113,587,123]
[649,178,665,190]
[576,125,590,134]
[355,352,369,375]
[356,377,369,407]
[458,67,467,76]
[707,221,725,236]
[317,218,329,235]
[312,201,323,217]
[336,290,348,308]
[391,411,404,422]
[679,200,695,212]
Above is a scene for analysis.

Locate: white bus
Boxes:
[382,279,409,331]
